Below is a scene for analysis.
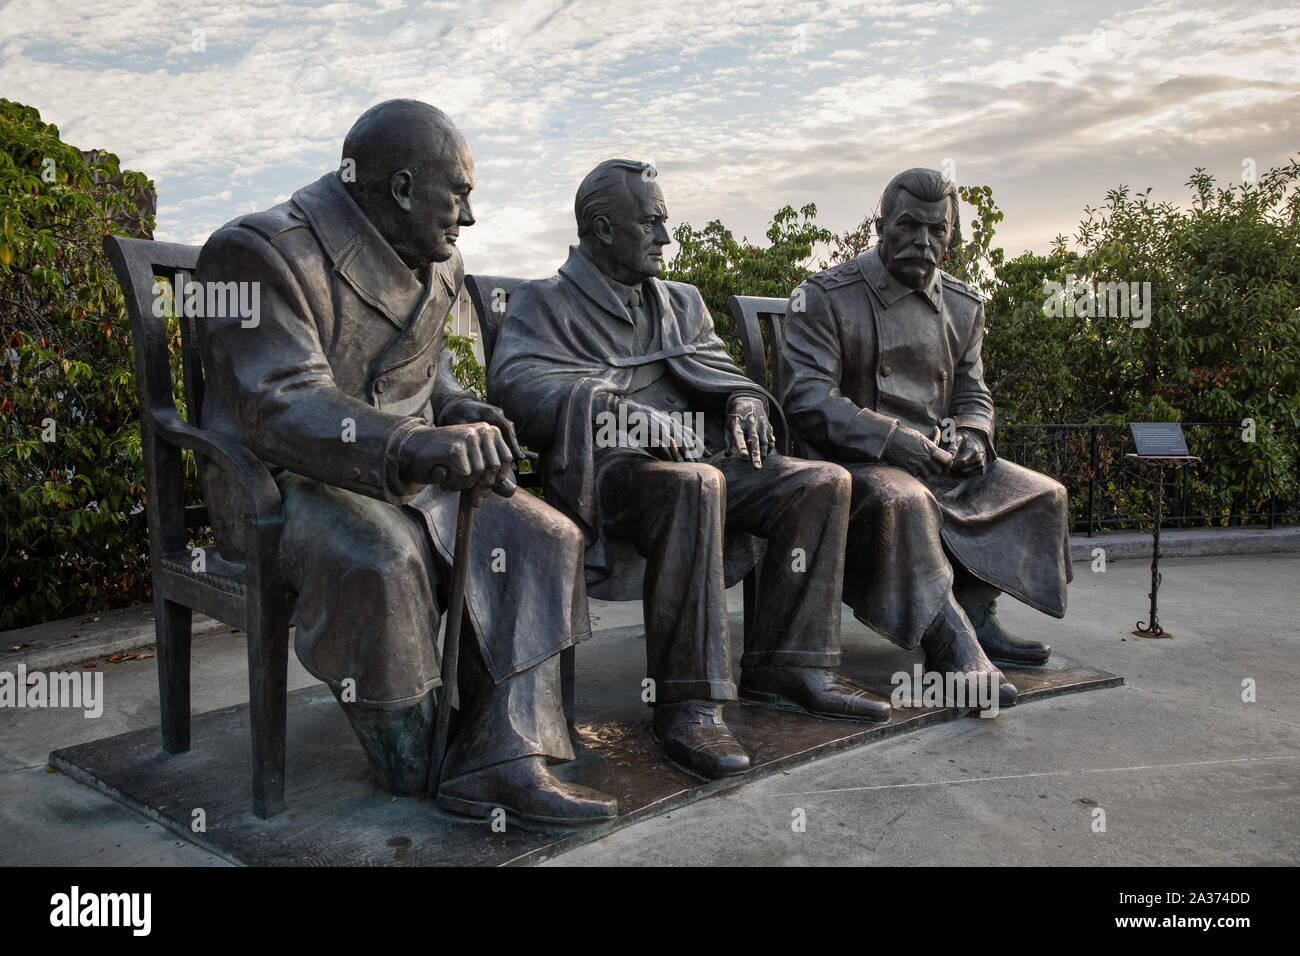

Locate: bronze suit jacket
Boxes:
[487,246,775,580]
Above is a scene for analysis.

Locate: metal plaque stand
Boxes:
[1127,453,1200,637]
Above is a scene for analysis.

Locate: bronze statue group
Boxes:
[194,99,1071,824]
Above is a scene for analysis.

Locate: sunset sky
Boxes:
[3,0,1297,276]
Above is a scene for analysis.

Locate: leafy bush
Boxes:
[663,203,835,361]
[1,99,156,629]
[982,161,1300,523]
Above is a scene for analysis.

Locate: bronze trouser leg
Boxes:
[441,633,571,780]
[329,638,570,793]
[842,463,954,650]
[953,565,1001,610]
[715,453,850,668]
[598,457,735,703]
[279,474,572,792]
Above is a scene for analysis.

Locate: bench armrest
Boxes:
[146,408,284,532]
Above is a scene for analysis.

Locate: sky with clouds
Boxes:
[2,0,1297,278]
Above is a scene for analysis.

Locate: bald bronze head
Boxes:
[341,99,475,270]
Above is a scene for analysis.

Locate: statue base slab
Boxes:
[50,622,1120,866]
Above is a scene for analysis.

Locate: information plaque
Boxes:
[1130,422,1190,457]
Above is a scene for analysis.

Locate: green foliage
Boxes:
[663,203,834,361]
[0,99,157,629]
[446,316,485,398]
[946,184,1006,294]
[981,160,1300,523]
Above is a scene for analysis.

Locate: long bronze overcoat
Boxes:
[195,172,588,702]
[780,247,1071,647]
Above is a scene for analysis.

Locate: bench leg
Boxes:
[742,561,761,647]
[246,611,290,819]
[561,644,576,724]
[155,598,192,754]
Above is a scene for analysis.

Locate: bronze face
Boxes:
[876,190,952,290]
[598,173,671,285]
[390,135,476,269]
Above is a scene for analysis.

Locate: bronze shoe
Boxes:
[922,597,1018,709]
[435,755,618,825]
[651,700,750,778]
[740,666,891,722]
[967,599,1051,666]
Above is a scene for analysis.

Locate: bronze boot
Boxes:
[956,581,1051,666]
[920,594,1017,709]
[741,666,891,722]
[436,756,618,825]
[330,685,436,796]
[652,700,750,778]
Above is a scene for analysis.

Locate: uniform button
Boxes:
[877,281,888,289]
[881,364,892,377]
[367,469,381,484]
[940,370,948,381]
[374,380,386,394]
[666,395,678,405]
[351,467,362,480]
[426,363,435,377]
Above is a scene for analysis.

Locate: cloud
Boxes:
[1,0,1295,276]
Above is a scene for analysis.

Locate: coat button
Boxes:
[426,363,435,377]
[881,364,892,377]
[351,467,362,480]
[940,369,948,381]
[367,469,381,484]
[374,380,386,394]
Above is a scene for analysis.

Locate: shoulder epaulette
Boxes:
[941,270,982,303]
[808,259,862,290]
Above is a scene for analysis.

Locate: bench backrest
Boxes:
[463,274,525,367]
[104,236,206,429]
[727,294,790,397]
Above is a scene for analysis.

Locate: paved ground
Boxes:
[2,548,1297,866]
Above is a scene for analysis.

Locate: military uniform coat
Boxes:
[780,247,1071,648]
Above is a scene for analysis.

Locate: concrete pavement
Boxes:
[2,546,1297,866]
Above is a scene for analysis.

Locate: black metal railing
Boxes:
[997,422,1299,535]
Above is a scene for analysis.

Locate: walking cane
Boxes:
[428,487,477,798]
